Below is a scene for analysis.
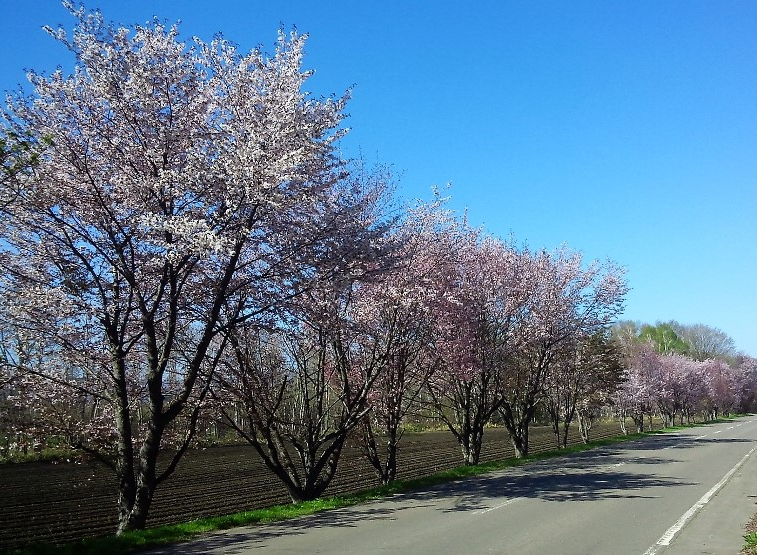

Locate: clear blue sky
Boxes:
[2,1,756,355]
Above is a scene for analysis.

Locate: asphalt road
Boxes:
[145,417,757,555]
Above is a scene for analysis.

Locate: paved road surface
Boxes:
[145,418,757,554]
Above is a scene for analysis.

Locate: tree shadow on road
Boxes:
[141,502,409,554]
[139,433,750,553]
[532,434,753,474]
[141,465,694,554]
[431,468,695,512]
[611,434,751,451]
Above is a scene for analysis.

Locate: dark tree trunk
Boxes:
[561,420,570,449]
[632,413,645,433]
[498,401,534,459]
[362,419,400,485]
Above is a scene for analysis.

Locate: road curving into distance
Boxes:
[144,417,757,555]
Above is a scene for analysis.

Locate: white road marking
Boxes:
[475,497,521,514]
[642,445,757,555]
[694,435,707,440]
[713,430,722,434]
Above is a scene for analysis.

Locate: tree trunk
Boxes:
[385,431,399,483]
[457,427,483,466]
[362,420,384,483]
[116,418,163,534]
[549,410,561,449]
[633,415,644,433]
[577,412,592,444]
[114,406,136,533]
[361,419,400,485]
[561,420,570,449]
[505,420,529,458]
[119,483,153,532]
[499,402,532,459]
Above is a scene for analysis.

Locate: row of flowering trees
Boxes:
[0,7,629,532]
[0,6,749,539]
[612,331,756,434]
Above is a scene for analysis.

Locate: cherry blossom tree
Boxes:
[356,198,459,484]
[424,237,627,463]
[733,356,757,414]
[653,353,697,427]
[424,231,517,466]
[211,165,398,501]
[214,250,396,500]
[497,247,627,457]
[215,321,381,503]
[701,358,739,419]
[543,332,625,448]
[613,341,659,433]
[0,6,356,532]
[677,358,708,424]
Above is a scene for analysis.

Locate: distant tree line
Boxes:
[611,321,755,433]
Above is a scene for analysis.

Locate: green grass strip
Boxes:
[744,530,757,554]
[3,419,742,555]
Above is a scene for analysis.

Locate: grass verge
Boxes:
[744,507,757,555]
[744,530,757,555]
[3,420,739,555]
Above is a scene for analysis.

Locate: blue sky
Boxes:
[1,1,756,355]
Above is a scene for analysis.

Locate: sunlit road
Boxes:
[145,418,757,555]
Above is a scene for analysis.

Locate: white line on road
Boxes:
[642,445,757,555]
[713,430,723,434]
[694,435,707,440]
[474,497,521,514]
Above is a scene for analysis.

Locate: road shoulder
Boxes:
[658,439,757,554]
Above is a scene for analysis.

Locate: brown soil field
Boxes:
[0,422,630,551]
